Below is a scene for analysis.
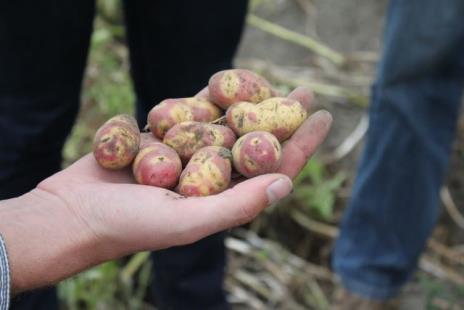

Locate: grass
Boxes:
[418,273,464,309]
[59,256,153,309]
[292,159,345,221]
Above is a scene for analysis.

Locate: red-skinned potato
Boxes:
[132,142,182,189]
[183,97,223,121]
[208,69,275,109]
[147,98,223,139]
[140,132,160,148]
[226,97,307,142]
[147,99,194,139]
[163,121,236,163]
[177,146,232,197]
[93,114,140,170]
[232,131,282,178]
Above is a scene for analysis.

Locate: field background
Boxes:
[58,0,464,309]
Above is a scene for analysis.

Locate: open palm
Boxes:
[37,87,332,255]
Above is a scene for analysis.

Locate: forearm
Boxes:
[0,189,109,293]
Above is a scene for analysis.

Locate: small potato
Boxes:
[93,114,140,169]
[232,131,282,178]
[183,97,223,121]
[178,146,232,197]
[147,98,222,139]
[147,99,194,139]
[163,121,236,163]
[226,97,307,142]
[140,132,160,148]
[132,142,182,189]
[208,69,275,109]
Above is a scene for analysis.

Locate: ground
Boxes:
[59,0,464,309]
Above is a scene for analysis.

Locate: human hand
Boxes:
[0,86,332,292]
[41,86,330,249]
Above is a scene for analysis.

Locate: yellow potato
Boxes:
[163,121,236,163]
[226,97,307,142]
[177,146,232,197]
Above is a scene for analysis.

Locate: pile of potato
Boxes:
[93,69,309,197]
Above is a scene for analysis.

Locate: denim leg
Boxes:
[332,0,464,300]
[0,1,95,308]
[122,1,248,309]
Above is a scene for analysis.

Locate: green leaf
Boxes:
[292,159,345,220]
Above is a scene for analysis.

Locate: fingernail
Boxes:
[313,110,333,128]
[266,177,293,205]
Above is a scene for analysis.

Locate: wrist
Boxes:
[0,189,106,292]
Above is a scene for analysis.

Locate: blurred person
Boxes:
[332,1,464,308]
[0,107,333,310]
[0,1,250,309]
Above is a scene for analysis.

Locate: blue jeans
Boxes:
[333,0,464,300]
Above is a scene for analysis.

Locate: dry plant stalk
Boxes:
[247,14,345,66]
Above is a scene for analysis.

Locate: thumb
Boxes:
[174,174,293,244]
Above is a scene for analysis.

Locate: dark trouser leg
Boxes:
[0,1,95,308]
[332,0,464,300]
[122,1,248,309]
